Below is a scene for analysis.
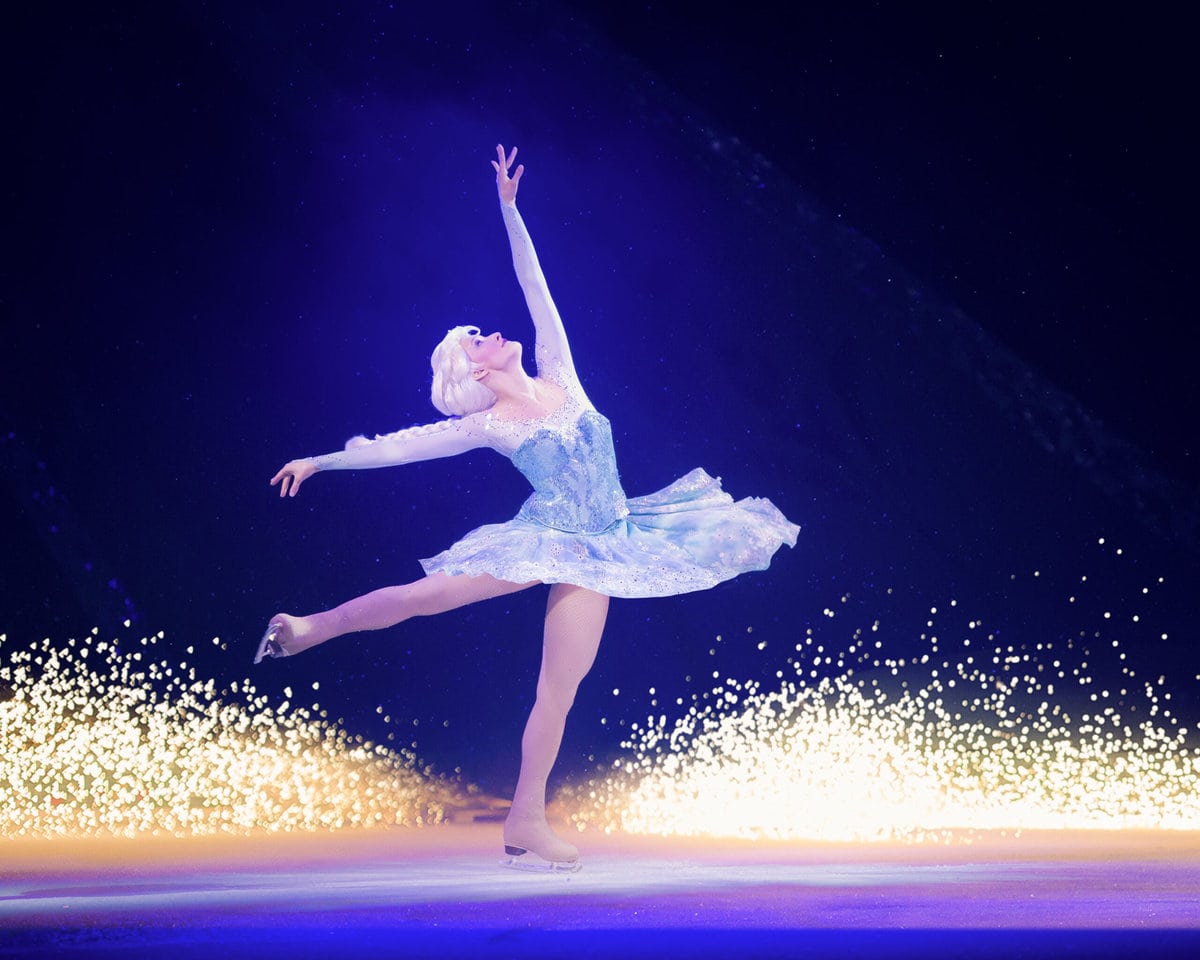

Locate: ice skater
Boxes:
[260,144,799,869]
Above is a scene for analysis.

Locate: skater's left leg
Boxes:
[504,583,609,864]
[260,573,536,659]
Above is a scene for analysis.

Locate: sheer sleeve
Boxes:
[501,202,580,388]
[308,416,490,471]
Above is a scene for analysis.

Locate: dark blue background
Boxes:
[4,2,1197,796]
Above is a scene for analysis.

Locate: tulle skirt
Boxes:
[420,468,798,598]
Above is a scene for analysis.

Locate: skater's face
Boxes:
[461,330,517,371]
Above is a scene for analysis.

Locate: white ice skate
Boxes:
[500,843,582,873]
[254,622,287,664]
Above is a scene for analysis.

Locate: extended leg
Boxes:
[504,583,609,864]
[263,572,537,657]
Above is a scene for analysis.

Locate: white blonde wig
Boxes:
[430,324,497,416]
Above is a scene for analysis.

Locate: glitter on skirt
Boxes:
[421,406,798,598]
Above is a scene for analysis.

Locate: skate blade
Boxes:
[499,854,582,874]
[253,624,285,664]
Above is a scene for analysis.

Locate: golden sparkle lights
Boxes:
[565,567,1198,842]
[3,540,1196,844]
[0,628,471,839]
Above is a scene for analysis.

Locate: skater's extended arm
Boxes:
[270,417,484,498]
[492,144,578,384]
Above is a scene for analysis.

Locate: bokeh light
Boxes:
[0,627,473,839]
[4,543,1196,845]
[563,554,1199,843]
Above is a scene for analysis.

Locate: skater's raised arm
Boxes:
[492,144,577,384]
[270,417,484,498]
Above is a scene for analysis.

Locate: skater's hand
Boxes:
[271,458,318,498]
[492,144,523,206]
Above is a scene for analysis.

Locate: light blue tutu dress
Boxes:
[418,372,798,598]
[312,203,798,596]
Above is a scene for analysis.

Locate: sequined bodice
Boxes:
[510,409,628,534]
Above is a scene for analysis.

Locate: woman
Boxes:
[262,145,799,870]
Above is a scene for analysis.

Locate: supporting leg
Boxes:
[504,583,609,864]
[263,572,537,657]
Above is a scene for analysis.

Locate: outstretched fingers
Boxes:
[270,460,314,498]
[492,143,524,201]
[271,470,295,497]
[493,143,517,171]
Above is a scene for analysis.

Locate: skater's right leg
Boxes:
[503,583,609,865]
[264,573,537,657]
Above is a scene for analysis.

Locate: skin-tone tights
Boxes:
[279,572,606,860]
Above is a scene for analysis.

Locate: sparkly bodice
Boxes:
[511,409,629,534]
[468,375,627,535]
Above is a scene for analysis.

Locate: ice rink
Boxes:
[3,826,1198,958]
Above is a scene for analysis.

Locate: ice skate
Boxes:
[253,621,288,664]
[501,817,581,873]
[500,846,582,873]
